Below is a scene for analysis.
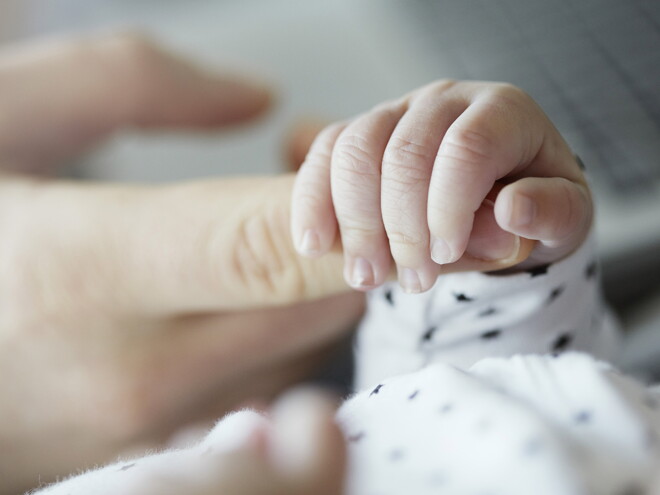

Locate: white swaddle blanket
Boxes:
[37,236,660,495]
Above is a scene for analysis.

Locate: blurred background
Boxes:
[1,0,660,375]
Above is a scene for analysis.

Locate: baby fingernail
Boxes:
[511,194,536,228]
[431,237,453,264]
[298,229,320,255]
[399,267,422,294]
[348,257,375,289]
[467,231,520,261]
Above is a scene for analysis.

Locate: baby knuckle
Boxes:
[323,121,348,139]
[334,134,378,177]
[492,81,524,97]
[386,229,426,249]
[488,83,533,111]
[341,223,383,245]
[383,135,434,176]
[293,187,326,214]
[302,147,333,169]
[422,79,458,98]
[440,127,495,166]
[382,171,428,198]
[306,124,344,161]
[371,98,400,113]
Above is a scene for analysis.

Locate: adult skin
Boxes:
[0,34,529,494]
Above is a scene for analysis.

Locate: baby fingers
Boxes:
[292,79,588,292]
[330,101,408,290]
[291,123,346,257]
[494,176,593,265]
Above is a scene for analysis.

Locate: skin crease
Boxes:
[0,35,551,495]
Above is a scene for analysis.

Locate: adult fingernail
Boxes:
[399,267,422,294]
[511,194,536,228]
[298,229,320,256]
[348,257,375,289]
[431,237,453,264]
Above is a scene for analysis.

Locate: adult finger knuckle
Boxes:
[227,202,307,303]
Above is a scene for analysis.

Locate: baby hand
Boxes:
[291,81,592,293]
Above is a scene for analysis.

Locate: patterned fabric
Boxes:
[36,237,644,495]
[354,233,619,389]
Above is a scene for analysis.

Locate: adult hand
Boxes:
[0,34,363,495]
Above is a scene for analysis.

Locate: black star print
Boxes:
[384,289,394,306]
[480,329,502,340]
[548,285,565,303]
[421,326,438,343]
[408,390,419,400]
[119,463,136,472]
[585,261,598,279]
[478,307,498,317]
[574,410,592,424]
[454,292,474,302]
[552,333,573,353]
[527,263,551,277]
[370,384,384,397]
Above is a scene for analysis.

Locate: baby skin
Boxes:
[35,82,660,495]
